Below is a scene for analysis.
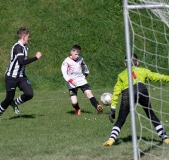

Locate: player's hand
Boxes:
[109,108,115,123]
[84,73,88,77]
[36,52,42,59]
[71,80,77,87]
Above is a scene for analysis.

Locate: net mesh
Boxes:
[127,0,169,159]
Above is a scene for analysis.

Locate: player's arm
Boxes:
[61,61,70,81]
[81,59,89,77]
[16,46,41,65]
[111,77,123,108]
[146,68,169,82]
[61,60,77,86]
[18,55,38,65]
[109,77,122,123]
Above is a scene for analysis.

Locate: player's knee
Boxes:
[25,92,34,100]
[85,90,93,98]
[70,95,77,105]
[72,101,78,106]
[71,98,78,105]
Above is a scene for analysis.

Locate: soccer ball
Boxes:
[100,93,112,106]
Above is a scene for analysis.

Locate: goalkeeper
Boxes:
[103,53,169,146]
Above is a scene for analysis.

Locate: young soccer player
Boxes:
[61,44,103,115]
[0,27,42,118]
[103,53,169,146]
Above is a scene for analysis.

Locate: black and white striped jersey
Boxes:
[6,42,38,78]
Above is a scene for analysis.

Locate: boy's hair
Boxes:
[125,53,138,66]
[72,44,81,51]
[17,27,30,39]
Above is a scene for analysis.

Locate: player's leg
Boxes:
[82,84,103,113]
[103,89,130,146]
[0,76,17,116]
[0,90,16,117]
[12,78,34,108]
[138,83,169,143]
[69,88,81,115]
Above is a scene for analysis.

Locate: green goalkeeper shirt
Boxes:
[111,66,169,107]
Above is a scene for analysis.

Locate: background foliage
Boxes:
[0,0,125,91]
[1,1,169,160]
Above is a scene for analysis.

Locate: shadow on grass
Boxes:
[138,137,162,158]
[67,110,110,115]
[9,114,37,120]
[67,110,93,115]
[115,135,162,158]
[116,135,161,144]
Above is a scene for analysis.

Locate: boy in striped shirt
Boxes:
[0,27,42,118]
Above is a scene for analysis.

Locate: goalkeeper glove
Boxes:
[109,106,115,123]
[84,73,88,77]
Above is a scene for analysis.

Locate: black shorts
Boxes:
[120,83,149,110]
[69,84,91,96]
[5,75,32,92]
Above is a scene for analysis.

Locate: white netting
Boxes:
[140,0,169,27]
[126,0,169,159]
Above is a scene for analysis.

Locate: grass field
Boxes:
[1,88,169,160]
[1,1,169,160]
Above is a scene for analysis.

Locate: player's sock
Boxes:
[89,97,98,109]
[0,105,5,116]
[155,125,168,140]
[110,126,121,140]
[14,96,24,105]
[72,103,80,110]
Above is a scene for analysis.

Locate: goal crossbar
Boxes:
[127,4,169,10]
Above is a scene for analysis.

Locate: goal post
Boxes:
[123,1,138,160]
[123,0,169,160]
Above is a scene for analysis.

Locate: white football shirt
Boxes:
[61,56,89,89]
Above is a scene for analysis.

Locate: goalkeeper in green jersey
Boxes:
[103,53,169,146]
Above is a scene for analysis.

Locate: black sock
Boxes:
[72,103,80,110]
[89,97,98,109]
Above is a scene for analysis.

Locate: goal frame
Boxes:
[123,1,169,160]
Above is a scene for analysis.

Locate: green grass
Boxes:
[1,1,169,160]
[0,88,169,160]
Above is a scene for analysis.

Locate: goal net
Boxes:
[126,0,169,159]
